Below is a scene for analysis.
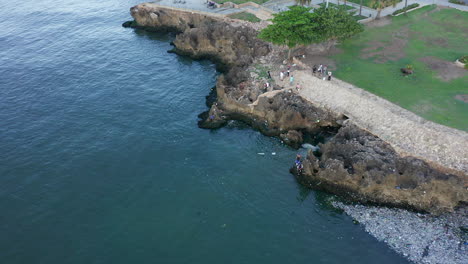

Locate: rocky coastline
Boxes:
[125,2,467,216]
[125,2,467,262]
[333,202,467,264]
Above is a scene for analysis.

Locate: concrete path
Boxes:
[263,0,467,17]
[149,0,466,22]
[273,70,468,173]
[149,0,273,18]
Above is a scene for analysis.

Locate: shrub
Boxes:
[228,12,261,23]
[392,3,419,15]
[459,55,468,64]
[448,0,466,5]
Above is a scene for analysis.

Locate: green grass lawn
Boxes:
[318,2,356,10]
[347,0,401,8]
[330,5,468,131]
[228,12,261,22]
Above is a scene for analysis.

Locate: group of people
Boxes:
[262,63,334,95]
[312,64,333,81]
[279,65,296,86]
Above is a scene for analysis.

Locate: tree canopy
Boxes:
[295,0,312,6]
[258,6,363,57]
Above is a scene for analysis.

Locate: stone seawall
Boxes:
[127,2,467,214]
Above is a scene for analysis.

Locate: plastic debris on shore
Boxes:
[301,143,319,151]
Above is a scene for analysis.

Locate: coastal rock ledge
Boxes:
[127,3,467,214]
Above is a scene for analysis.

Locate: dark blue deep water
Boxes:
[0,0,410,263]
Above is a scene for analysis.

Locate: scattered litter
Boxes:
[271,152,276,155]
[301,143,319,151]
[257,152,265,155]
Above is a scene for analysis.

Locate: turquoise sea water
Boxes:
[0,0,409,263]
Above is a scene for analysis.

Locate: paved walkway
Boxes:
[271,70,468,174]
[149,0,466,21]
[263,0,467,17]
[148,0,273,18]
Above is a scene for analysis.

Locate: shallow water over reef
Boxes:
[0,0,409,263]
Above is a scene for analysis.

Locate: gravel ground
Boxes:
[333,202,468,264]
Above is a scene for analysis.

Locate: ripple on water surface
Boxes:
[0,0,409,263]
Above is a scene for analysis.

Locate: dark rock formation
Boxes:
[172,22,270,68]
[297,123,467,214]
[198,75,345,145]
[130,3,269,68]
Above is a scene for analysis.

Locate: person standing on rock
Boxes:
[280,71,284,81]
[267,70,272,79]
[289,75,294,85]
[323,65,328,77]
[296,83,301,91]
[328,71,332,81]
[287,69,290,77]
[318,64,323,75]
[312,65,317,74]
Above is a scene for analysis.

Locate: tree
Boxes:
[258,6,363,58]
[359,0,363,16]
[371,0,385,19]
[371,0,398,19]
[312,6,364,49]
[295,0,311,6]
[388,0,399,9]
[258,6,318,59]
[404,0,408,15]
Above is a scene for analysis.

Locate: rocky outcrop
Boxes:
[129,3,269,68]
[130,3,219,33]
[172,22,270,68]
[295,123,467,214]
[127,3,467,214]
[201,75,345,142]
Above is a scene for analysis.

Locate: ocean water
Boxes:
[0,0,409,263]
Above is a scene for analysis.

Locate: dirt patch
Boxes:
[455,94,468,103]
[419,57,467,82]
[366,17,392,28]
[299,46,341,71]
[297,54,337,71]
[424,37,449,48]
[273,45,340,71]
[360,27,409,63]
